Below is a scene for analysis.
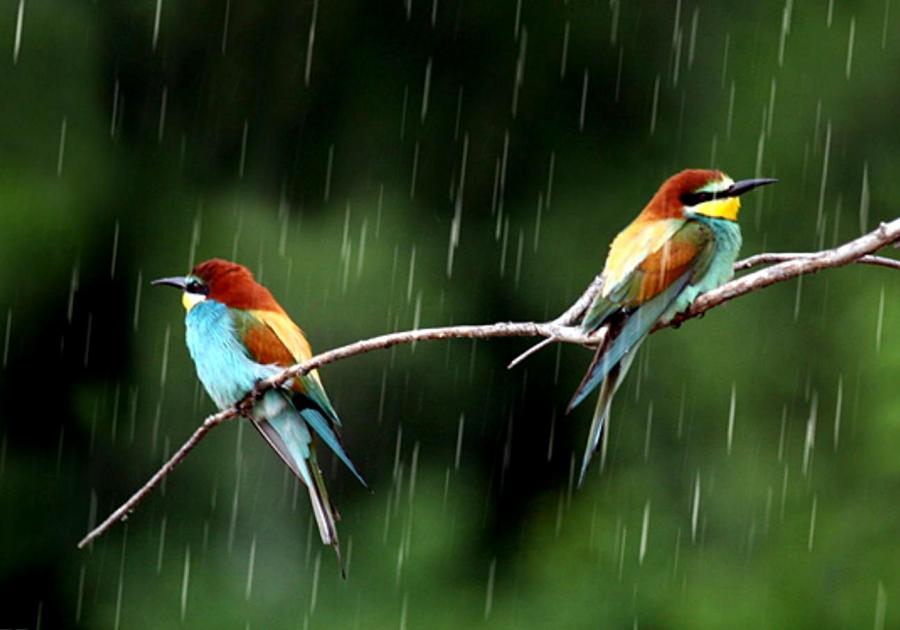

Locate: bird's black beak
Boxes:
[151,276,188,290]
[726,178,778,197]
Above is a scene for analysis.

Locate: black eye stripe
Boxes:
[186,280,209,295]
[680,191,717,206]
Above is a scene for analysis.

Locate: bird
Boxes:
[568,169,776,485]
[152,258,365,571]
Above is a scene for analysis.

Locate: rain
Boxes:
[1,1,899,629]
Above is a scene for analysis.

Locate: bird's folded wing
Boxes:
[582,220,711,331]
[239,308,364,484]
[601,217,686,299]
[622,221,713,305]
[243,309,341,420]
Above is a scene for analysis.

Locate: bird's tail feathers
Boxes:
[250,395,345,575]
[567,271,692,412]
[298,405,368,489]
[577,350,636,486]
[306,445,347,577]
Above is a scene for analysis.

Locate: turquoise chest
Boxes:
[660,216,742,323]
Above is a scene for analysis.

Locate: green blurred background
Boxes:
[2,1,899,628]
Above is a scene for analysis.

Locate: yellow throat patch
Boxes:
[694,196,740,221]
[182,291,206,312]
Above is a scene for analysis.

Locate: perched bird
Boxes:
[152,259,365,569]
[569,169,776,484]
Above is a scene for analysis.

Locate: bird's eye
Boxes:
[680,191,714,206]
[186,280,208,295]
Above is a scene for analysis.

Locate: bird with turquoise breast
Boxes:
[569,169,776,485]
[152,259,366,573]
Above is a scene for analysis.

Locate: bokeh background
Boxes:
[2,1,899,628]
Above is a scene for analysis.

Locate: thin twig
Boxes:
[734,252,900,272]
[78,217,900,549]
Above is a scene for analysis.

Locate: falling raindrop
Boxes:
[484,558,496,619]
[817,121,832,233]
[560,20,570,79]
[83,313,92,367]
[156,515,167,575]
[157,86,168,143]
[807,494,817,551]
[56,117,67,176]
[160,324,171,387]
[643,402,653,461]
[767,78,777,137]
[13,0,24,64]
[75,564,85,624]
[399,592,409,630]
[114,527,128,630]
[221,0,230,53]
[875,582,887,630]
[845,17,856,79]
[152,0,163,50]
[778,0,793,66]
[409,142,419,199]
[309,550,321,614]
[133,270,143,331]
[245,535,257,600]
[68,260,79,323]
[726,383,736,455]
[400,86,409,140]
[649,75,661,135]
[610,0,620,44]
[513,0,522,39]
[420,58,432,122]
[454,413,464,470]
[579,70,589,131]
[447,135,468,278]
[511,29,527,117]
[180,545,191,621]
[618,525,628,579]
[691,472,700,542]
[833,374,844,450]
[803,393,818,476]
[304,0,318,86]
[639,500,651,565]
[406,246,416,303]
[725,81,736,140]
[324,144,334,202]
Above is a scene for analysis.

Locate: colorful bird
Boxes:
[569,169,776,484]
[152,258,365,570]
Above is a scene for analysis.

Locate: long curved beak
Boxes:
[151,276,188,290]
[727,178,778,197]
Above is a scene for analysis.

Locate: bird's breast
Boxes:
[184,301,277,409]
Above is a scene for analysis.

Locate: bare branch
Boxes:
[735,252,900,272]
[78,218,900,548]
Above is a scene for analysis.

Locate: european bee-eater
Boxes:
[152,258,365,568]
[569,169,776,484]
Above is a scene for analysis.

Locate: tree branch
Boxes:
[77,218,900,549]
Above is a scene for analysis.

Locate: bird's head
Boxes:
[151,258,282,313]
[648,169,777,221]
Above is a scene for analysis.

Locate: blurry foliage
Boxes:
[1,0,899,628]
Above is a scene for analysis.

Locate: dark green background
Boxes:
[1,1,899,628]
